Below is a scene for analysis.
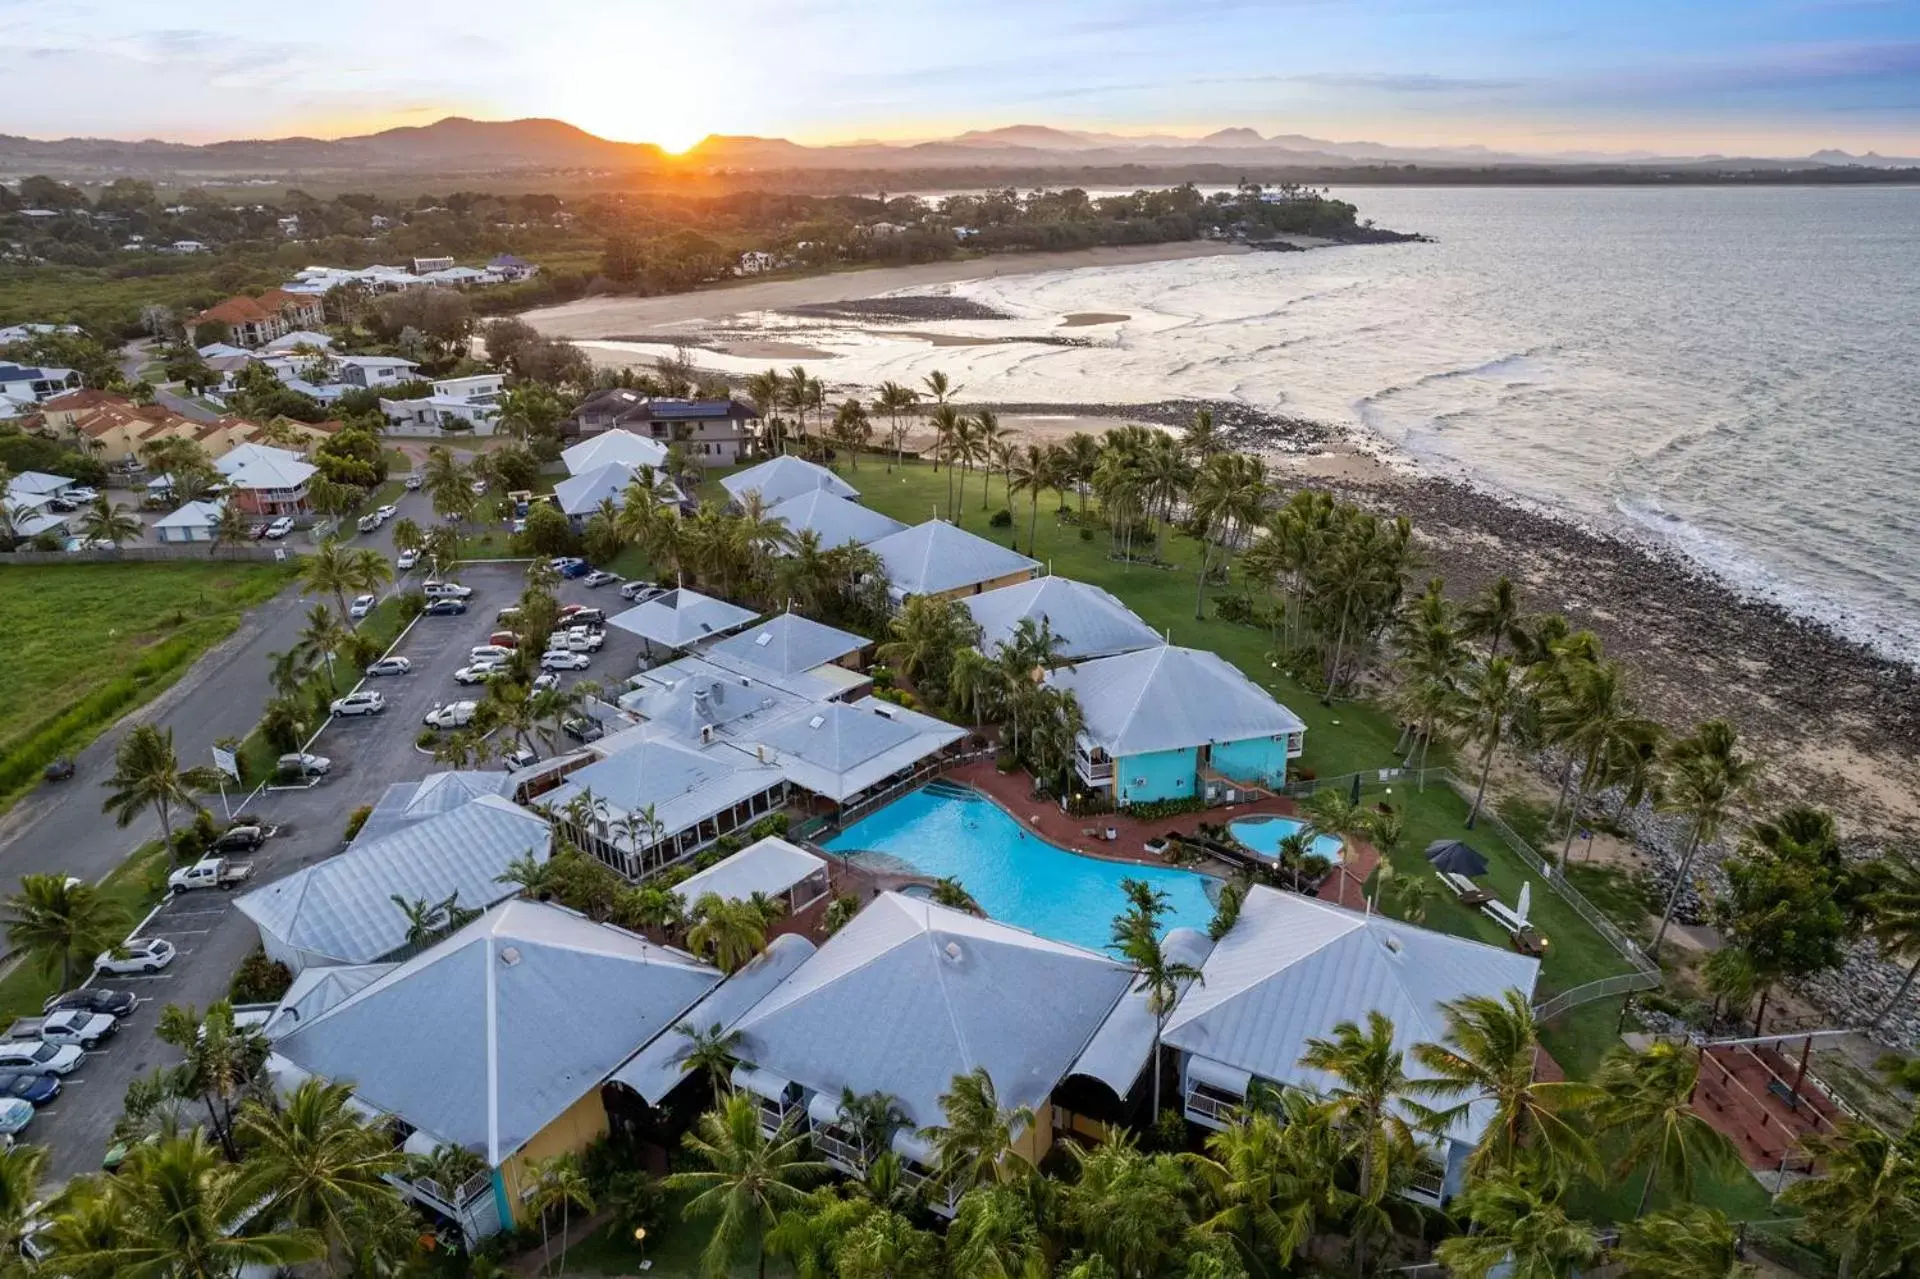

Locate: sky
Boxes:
[3,0,1918,156]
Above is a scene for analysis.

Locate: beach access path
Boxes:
[521,241,1250,337]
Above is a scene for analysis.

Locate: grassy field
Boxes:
[0,561,298,809]
[0,840,173,1030]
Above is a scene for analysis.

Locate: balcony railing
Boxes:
[1185,1088,1241,1125]
[390,1168,491,1213]
[899,1163,962,1215]
[1405,1162,1447,1202]
[812,1129,867,1173]
[1075,751,1114,782]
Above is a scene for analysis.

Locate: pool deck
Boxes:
[947,760,1381,909]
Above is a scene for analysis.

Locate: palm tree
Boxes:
[1109,878,1204,1114]
[928,404,964,515]
[1006,443,1050,555]
[1297,1010,1424,1276]
[1409,989,1599,1185]
[1433,1173,1600,1279]
[156,1000,269,1161]
[872,381,919,470]
[1460,576,1524,660]
[390,515,424,559]
[525,1151,595,1278]
[1182,405,1222,460]
[1,873,129,991]
[298,537,359,621]
[686,892,769,973]
[1298,786,1373,870]
[210,503,252,558]
[78,494,141,547]
[347,545,394,610]
[747,368,786,452]
[667,1091,828,1279]
[1615,1204,1753,1278]
[1866,856,1920,1027]
[1650,718,1757,957]
[1541,658,1660,869]
[100,723,220,850]
[947,645,998,729]
[0,1139,46,1263]
[675,1021,745,1105]
[971,409,1007,508]
[237,1077,405,1265]
[1591,1039,1744,1217]
[1185,1091,1344,1273]
[926,1067,1036,1196]
[929,877,982,914]
[947,1182,1049,1279]
[295,601,351,688]
[1458,656,1519,827]
[1781,1118,1920,1279]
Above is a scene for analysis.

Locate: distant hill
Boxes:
[0,115,1912,183]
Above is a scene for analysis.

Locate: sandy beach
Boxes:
[521,241,1249,338]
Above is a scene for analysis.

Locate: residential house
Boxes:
[720,455,857,508]
[0,322,81,346]
[1162,887,1541,1206]
[215,442,317,516]
[563,390,760,464]
[261,330,335,355]
[153,499,225,544]
[3,470,75,540]
[736,251,777,276]
[863,520,1041,606]
[381,374,506,435]
[267,899,720,1243]
[670,837,831,915]
[962,576,1166,662]
[234,781,542,974]
[334,354,420,390]
[552,462,653,530]
[190,289,325,348]
[411,256,455,274]
[0,362,80,411]
[61,402,203,465]
[1046,645,1307,806]
[724,893,1138,1210]
[488,253,537,281]
[764,488,906,551]
[559,427,669,476]
[194,342,257,391]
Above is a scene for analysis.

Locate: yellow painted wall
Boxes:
[494,1088,610,1225]
[1014,1101,1055,1164]
[927,566,1040,603]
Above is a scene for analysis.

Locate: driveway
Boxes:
[26,561,640,1181]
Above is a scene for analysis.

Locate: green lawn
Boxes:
[0,561,298,808]
[562,1192,788,1279]
[0,840,173,1031]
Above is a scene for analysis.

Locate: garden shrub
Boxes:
[1124,796,1207,822]
[343,804,373,842]
[229,947,294,1004]
[748,813,791,840]
[988,508,1012,528]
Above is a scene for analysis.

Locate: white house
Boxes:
[0,322,81,346]
[381,373,505,435]
[334,355,420,390]
[154,500,225,544]
[0,361,81,407]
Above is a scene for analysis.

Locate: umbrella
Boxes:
[1423,840,1489,878]
[1516,881,1532,925]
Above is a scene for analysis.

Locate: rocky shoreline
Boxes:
[989,399,1346,451]
[779,296,1016,323]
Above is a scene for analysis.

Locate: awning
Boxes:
[1184,1055,1252,1096]
[891,1126,939,1166]
[806,1092,847,1127]
[731,1064,793,1102]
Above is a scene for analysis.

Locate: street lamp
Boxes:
[634,1226,649,1270]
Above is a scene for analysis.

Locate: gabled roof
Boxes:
[701,612,868,681]
[608,588,758,650]
[673,837,826,908]
[721,455,858,507]
[766,488,906,550]
[730,893,1135,1128]
[273,899,720,1163]
[215,442,315,490]
[1046,644,1305,758]
[193,288,314,327]
[7,470,71,495]
[962,577,1165,662]
[351,770,514,846]
[234,794,549,968]
[262,962,395,1040]
[1162,888,1540,1143]
[561,429,668,476]
[154,499,224,530]
[864,520,1040,599]
[621,660,804,739]
[752,698,966,802]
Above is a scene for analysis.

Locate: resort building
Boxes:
[1047,644,1308,805]
[962,576,1166,662]
[609,587,760,657]
[235,781,546,974]
[764,487,907,551]
[565,390,760,464]
[1162,888,1540,1206]
[670,836,832,915]
[560,427,670,476]
[751,699,967,809]
[721,455,858,508]
[723,893,1139,1211]
[863,520,1042,606]
[267,899,720,1243]
[190,289,325,348]
[215,442,317,516]
[551,462,671,531]
[698,611,872,700]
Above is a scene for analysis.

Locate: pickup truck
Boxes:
[167,857,255,893]
[8,1009,116,1050]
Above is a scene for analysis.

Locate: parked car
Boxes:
[43,989,136,1019]
[366,656,412,677]
[94,938,176,976]
[277,752,331,777]
[422,581,472,599]
[396,549,419,570]
[0,1073,60,1107]
[582,570,618,588]
[469,645,514,663]
[63,487,99,505]
[248,522,270,540]
[559,606,606,626]
[550,557,588,578]
[349,594,375,620]
[619,579,660,600]
[470,479,488,495]
[423,701,478,729]
[424,598,468,616]
[9,1010,116,1050]
[541,649,592,671]
[405,474,423,490]
[502,746,537,770]
[376,504,398,522]
[453,663,507,685]
[167,856,255,893]
[210,825,266,853]
[496,606,522,625]
[561,716,604,744]
[0,1041,80,1077]
[357,513,380,534]
[330,691,386,716]
[264,517,295,539]
[0,1098,34,1136]
[529,672,558,694]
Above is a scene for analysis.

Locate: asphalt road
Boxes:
[22,559,642,1181]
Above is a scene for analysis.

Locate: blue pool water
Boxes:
[825,787,1216,952]
[1228,815,1346,863]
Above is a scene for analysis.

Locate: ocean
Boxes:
[600,186,1920,663]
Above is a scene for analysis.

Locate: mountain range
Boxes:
[2,117,1914,182]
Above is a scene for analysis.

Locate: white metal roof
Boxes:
[673,838,827,908]
[721,455,858,507]
[1069,927,1214,1096]
[750,698,966,802]
[962,576,1166,661]
[608,588,759,649]
[864,520,1040,599]
[216,442,316,491]
[700,612,869,681]
[561,429,668,476]
[1162,888,1541,1144]
[351,771,514,846]
[766,488,905,549]
[543,734,784,844]
[262,962,395,1039]
[1046,644,1306,758]
[553,461,640,517]
[153,499,224,530]
[728,893,1134,1127]
[273,899,720,1164]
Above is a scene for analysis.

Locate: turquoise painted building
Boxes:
[1047,646,1307,807]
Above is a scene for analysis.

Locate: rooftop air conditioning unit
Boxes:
[700,724,716,745]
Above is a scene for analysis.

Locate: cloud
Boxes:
[1285,71,1526,93]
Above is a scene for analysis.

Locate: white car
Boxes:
[376,504,397,522]
[63,486,100,504]
[330,691,386,716]
[365,656,412,677]
[468,645,514,663]
[277,752,331,777]
[470,479,488,496]
[405,474,424,490]
[423,701,478,729]
[422,581,473,600]
[546,631,596,653]
[619,580,660,600]
[264,517,295,539]
[529,672,558,694]
[582,570,618,588]
[453,664,507,685]
[541,649,592,671]
[349,593,375,620]
[396,549,418,570]
[0,1042,83,1077]
[95,937,176,976]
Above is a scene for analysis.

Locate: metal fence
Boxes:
[2,544,292,565]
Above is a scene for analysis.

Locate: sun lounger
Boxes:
[1481,898,1528,933]
[1436,870,1493,905]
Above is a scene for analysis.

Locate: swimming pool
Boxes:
[1228,815,1346,863]
[825,786,1216,952]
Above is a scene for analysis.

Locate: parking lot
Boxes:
[32,558,650,1181]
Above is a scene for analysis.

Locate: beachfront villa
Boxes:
[765,486,908,550]
[608,587,760,657]
[560,427,670,476]
[698,611,873,701]
[721,454,858,508]
[863,519,1042,605]
[1163,887,1541,1205]
[961,575,1167,661]
[1046,644,1308,805]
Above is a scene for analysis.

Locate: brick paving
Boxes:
[1694,1041,1843,1170]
